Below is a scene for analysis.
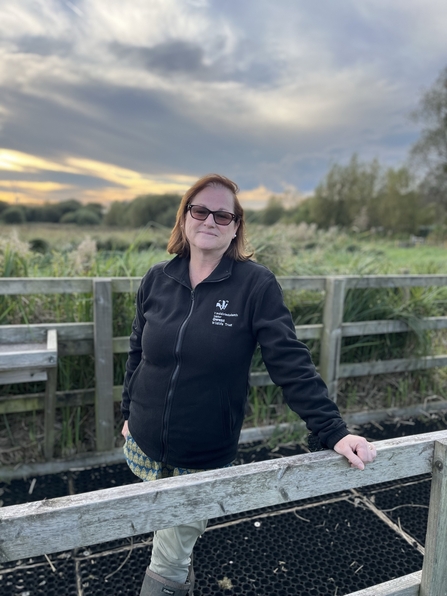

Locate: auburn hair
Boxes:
[167,173,252,261]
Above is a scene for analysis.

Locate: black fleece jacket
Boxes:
[121,255,349,469]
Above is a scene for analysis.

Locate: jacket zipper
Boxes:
[160,289,195,463]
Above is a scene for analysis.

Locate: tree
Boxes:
[127,194,180,228]
[60,208,101,226]
[410,66,447,218]
[310,155,380,229]
[371,167,429,234]
[104,201,130,226]
[261,197,285,225]
[2,206,26,224]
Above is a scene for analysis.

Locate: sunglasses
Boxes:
[187,204,238,226]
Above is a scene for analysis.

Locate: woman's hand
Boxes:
[333,434,377,470]
[121,420,129,439]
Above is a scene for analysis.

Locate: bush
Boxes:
[73,208,102,226]
[60,209,101,226]
[2,206,26,224]
[59,211,77,224]
[29,238,50,254]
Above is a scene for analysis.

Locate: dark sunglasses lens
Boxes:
[190,206,234,225]
[214,212,233,225]
[190,206,209,220]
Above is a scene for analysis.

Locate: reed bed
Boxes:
[1,223,447,462]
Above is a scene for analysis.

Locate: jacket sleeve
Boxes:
[121,278,147,420]
[252,274,349,449]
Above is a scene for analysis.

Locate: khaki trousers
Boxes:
[149,519,208,583]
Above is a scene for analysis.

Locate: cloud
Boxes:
[0,148,199,204]
[0,0,446,206]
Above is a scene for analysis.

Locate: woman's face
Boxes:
[184,185,239,260]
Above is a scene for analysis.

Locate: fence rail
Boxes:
[1,431,446,594]
[1,274,447,452]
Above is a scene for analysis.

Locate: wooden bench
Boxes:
[0,329,58,459]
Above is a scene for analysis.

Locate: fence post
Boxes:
[419,439,447,595]
[43,329,58,460]
[319,276,345,402]
[93,279,115,452]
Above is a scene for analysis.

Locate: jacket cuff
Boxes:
[325,427,350,450]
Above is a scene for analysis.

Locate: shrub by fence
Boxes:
[1,274,447,456]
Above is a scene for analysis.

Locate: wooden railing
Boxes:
[1,430,446,595]
[1,274,447,453]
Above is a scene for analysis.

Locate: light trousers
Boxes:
[123,432,210,583]
[149,519,208,583]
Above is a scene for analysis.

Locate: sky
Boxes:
[1,1,447,210]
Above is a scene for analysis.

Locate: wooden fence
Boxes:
[1,430,446,595]
[1,274,447,454]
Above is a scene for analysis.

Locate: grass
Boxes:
[1,222,447,463]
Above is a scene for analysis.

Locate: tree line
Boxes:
[1,66,446,236]
[0,199,103,226]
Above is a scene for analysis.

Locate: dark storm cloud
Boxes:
[111,40,206,74]
[0,74,323,192]
[109,39,279,86]
[14,36,73,57]
[0,168,117,189]
[1,0,447,202]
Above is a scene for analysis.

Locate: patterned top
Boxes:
[124,433,208,481]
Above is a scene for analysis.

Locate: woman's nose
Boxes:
[203,212,215,224]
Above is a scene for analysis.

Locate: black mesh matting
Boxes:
[1,416,443,595]
[360,476,431,546]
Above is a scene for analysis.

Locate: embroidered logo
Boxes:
[212,300,238,327]
[216,299,229,311]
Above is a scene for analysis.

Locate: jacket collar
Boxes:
[163,255,234,288]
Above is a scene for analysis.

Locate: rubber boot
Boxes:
[139,567,194,596]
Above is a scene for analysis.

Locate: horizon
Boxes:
[1,1,447,209]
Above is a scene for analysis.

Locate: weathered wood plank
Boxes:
[43,330,58,460]
[0,424,305,481]
[0,448,126,481]
[0,369,47,385]
[345,571,421,596]
[344,275,447,289]
[295,324,322,339]
[111,277,142,293]
[343,401,447,426]
[0,387,101,414]
[0,278,92,295]
[1,274,446,297]
[420,439,447,596]
[320,277,345,401]
[342,316,447,337]
[0,344,57,371]
[249,371,274,386]
[44,366,58,460]
[113,336,130,353]
[277,276,326,291]
[93,279,114,452]
[339,355,447,378]
[0,323,93,344]
[1,431,446,562]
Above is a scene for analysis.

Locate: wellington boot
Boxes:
[139,567,193,596]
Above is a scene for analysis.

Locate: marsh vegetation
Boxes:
[1,223,447,463]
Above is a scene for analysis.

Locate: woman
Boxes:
[121,174,376,596]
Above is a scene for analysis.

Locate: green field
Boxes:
[1,223,447,463]
[2,222,447,278]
